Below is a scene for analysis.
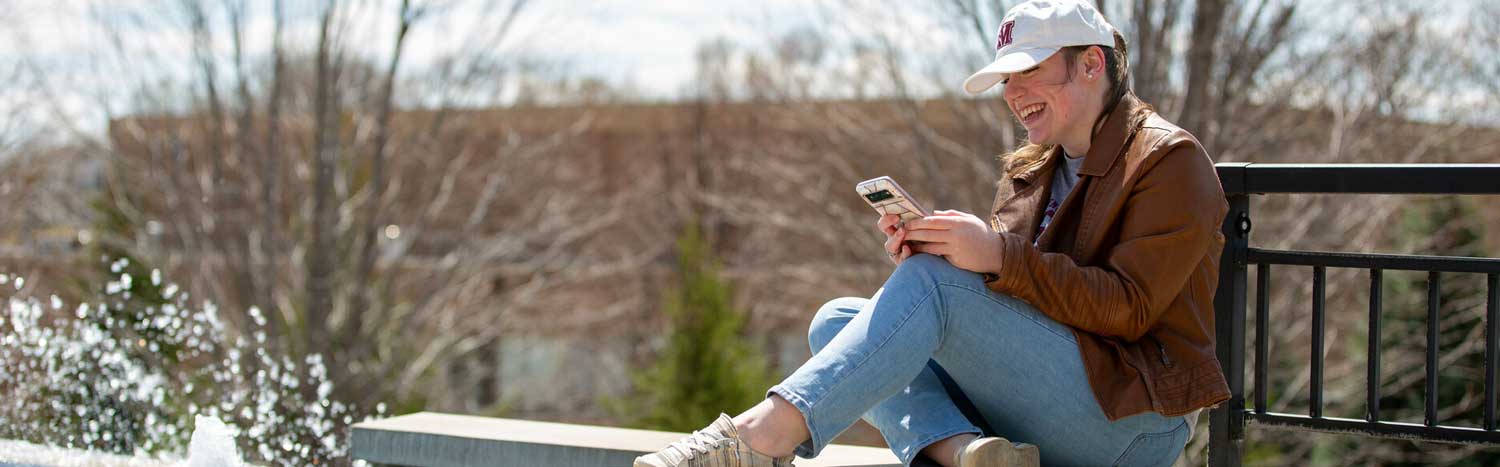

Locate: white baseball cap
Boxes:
[962,0,1117,95]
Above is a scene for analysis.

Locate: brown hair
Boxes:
[1001,30,1132,176]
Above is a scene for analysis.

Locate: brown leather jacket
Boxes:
[984,93,1231,421]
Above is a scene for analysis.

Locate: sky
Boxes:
[2,0,834,97]
[0,0,852,140]
[524,0,825,97]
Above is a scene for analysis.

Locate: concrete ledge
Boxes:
[352,412,901,467]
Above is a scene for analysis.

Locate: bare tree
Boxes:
[1177,0,1227,137]
[3,0,666,415]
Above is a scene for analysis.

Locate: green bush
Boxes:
[614,222,776,432]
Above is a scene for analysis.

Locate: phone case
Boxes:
[856,176,928,222]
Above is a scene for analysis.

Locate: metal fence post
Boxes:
[1210,163,1251,467]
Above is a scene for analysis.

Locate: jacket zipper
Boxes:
[1156,339,1175,368]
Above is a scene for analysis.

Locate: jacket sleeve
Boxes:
[986,136,1227,342]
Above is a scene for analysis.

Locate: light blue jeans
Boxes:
[768,254,1188,466]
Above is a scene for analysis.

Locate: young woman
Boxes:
[636,1,1229,465]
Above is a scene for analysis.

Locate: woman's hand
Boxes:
[877,214,915,266]
[903,210,1003,274]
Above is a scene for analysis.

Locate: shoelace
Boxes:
[665,429,724,459]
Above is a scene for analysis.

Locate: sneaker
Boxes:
[634,413,795,467]
[955,437,1040,467]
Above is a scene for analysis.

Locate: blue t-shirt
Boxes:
[1035,153,1085,245]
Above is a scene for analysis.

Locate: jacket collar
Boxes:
[1009,92,1145,182]
[1080,92,1144,177]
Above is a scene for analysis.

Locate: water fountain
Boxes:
[0,261,382,466]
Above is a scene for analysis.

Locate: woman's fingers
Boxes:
[902,228,944,243]
[883,227,906,255]
[911,241,947,257]
[888,238,912,265]
[877,214,902,235]
[905,216,953,231]
[897,244,913,263]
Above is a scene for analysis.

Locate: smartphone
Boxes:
[856,176,929,223]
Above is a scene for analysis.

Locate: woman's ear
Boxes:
[1086,46,1107,79]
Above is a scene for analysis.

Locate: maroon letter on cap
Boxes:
[996,21,1015,50]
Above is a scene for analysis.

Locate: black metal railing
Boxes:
[1208,163,1500,466]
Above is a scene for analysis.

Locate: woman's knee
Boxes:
[809,297,865,353]
[899,253,948,269]
[892,253,977,288]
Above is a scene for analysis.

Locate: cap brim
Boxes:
[962,47,1059,95]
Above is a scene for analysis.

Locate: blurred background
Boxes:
[1,0,1498,465]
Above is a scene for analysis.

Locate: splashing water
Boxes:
[186,416,240,467]
[0,269,388,465]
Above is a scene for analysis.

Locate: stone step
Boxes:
[351,412,901,467]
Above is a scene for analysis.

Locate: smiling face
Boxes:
[1001,47,1109,155]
